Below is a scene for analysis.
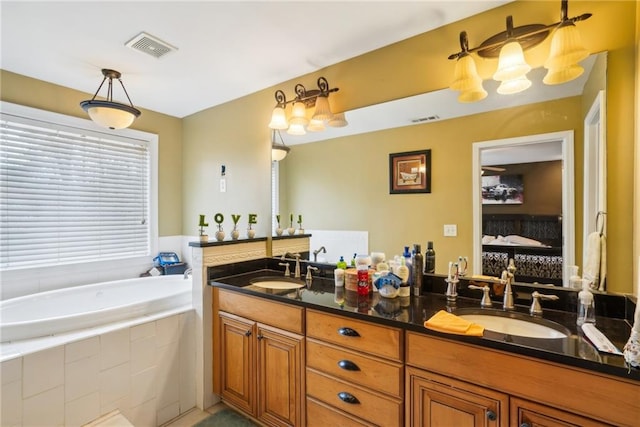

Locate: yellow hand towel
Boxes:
[424,310,484,337]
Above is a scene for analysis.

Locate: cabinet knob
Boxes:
[244,330,252,337]
[338,360,361,371]
[257,334,264,340]
[520,423,531,427]
[337,391,360,404]
[338,327,361,337]
[486,410,497,421]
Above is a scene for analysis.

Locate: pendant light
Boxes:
[271,130,290,162]
[80,69,141,129]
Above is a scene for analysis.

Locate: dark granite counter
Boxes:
[208,263,639,383]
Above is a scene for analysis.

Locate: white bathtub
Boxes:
[0,274,192,343]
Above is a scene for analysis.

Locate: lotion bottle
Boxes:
[577,280,596,326]
[397,257,411,297]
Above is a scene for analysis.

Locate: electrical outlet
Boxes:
[444,224,457,237]
[220,178,226,193]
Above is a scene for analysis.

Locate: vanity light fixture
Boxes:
[268,77,347,135]
[80,69,141,129]
[271,130,290,162]
[448,0,591,102]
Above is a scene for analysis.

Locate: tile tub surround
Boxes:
[0,312,197,427]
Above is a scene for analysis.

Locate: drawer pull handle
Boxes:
[338,327,360,337]
[337,392,360,404]
[486,410,497,421]
[244,330,252,337]
[338,360,361,371]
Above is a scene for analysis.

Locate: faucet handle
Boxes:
[306,266,318,281]
[468,285,492,307]
[530,291,559,315]
[279,262,291,277]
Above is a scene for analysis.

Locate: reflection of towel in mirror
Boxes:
[583,231,601,288]
[598,234,606,291]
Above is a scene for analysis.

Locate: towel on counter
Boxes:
[583,231,602,288]
[424,310,484,337]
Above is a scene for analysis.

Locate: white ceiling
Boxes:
[0,1,511,118]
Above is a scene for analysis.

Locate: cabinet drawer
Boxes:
[306,368,402,427]
[307,338,403,397]
[306,397,374,427]
[218,289,304,333]
[306,309,402,361]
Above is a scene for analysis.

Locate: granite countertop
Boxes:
[209,268,639,382]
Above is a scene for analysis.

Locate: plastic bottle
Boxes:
[577,280,596,326]
[397,258,411,297]
[350,253,357,267]
[356,263,370,296]
[403,246,413,286]
[569,265,581,289]
[336,256,347,270]
[425,241,436,274]
[412,244,424,296]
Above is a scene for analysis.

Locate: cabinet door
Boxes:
[408,367,507,427]
[510,398,613,427]
[257,323,304,427]
[220,312,256,415]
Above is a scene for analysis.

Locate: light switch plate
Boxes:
[444,224,457,237]
[220,178,226,192]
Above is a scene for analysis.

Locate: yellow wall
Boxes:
[0,70,184,236]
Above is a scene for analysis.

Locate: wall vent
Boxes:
[125,32,177,59]
[411,115,440,123]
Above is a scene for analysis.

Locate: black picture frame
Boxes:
[389,149,431,194]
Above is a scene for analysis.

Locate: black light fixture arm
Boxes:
[447,0,591,60]
[88,69,137,109]
[272,76,339,108]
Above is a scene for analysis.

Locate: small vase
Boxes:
[215,229,225,242]
[298,228,305,235]
[287,227,295,235]
[199,234,208,243]
[247,229,256,239]
[276,227,283,236]
[231,228,240,240]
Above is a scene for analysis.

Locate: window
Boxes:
[0,102,158,271]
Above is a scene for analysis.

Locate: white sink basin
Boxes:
[458,313,569,339]
[249,278,305,290]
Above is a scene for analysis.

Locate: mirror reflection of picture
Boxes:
[482,174,524,204]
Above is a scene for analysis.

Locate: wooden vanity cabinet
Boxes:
[216,289,305,427]
[305,309,404,426]
[406,331,638,427]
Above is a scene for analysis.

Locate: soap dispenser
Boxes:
[336,256,347,270]
[569,265,581,289]
[397,258,410,297]
[577,280,596,326]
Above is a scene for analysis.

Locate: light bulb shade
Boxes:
[544,23,589,71]
[80,100,141,130]
[307,118,325,132]
[287,122,306,135]
[327,112,348,127]
[271,144,290,162]
[311,95,333,121]
[543,63,584,85]
[493,41,531,82]
[496,74,532,95]
[458,87,488,103]
[450,55,482,91]
[289,101,309,126]
[268,106,289,130]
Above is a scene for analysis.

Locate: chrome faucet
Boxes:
[312,246,327,262]
[281,252,301,278]
[306,265,318,281]
[530,291,559,315]
[502,270,514,310]
[183,267,192,279]
[278,262,291,277]
[468,285,492,307]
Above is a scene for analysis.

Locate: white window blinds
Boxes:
[1,112,151,270]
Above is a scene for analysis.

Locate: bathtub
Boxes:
[0,274,192,343]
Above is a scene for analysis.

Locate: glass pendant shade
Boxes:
[311,96,333,121]
[307,119,325,132]
[287,122,306,135]
[543,23,588,85]
[268,106,288,130]
[271,145,290,161]
[81,101,139,130]
[289,101,309,126]
[496,74,532,95]
[450,54,487,103]
[493,41,531,82]
[328,112,348,127]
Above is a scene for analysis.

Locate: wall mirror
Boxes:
[275,51,607,290]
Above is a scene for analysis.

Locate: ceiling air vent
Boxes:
[125,32,177,59]
[411,115,440,124]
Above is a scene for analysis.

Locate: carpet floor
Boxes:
[193,408,259,427]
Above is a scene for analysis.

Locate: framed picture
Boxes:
[481,174,524,204]
[389,149,431,194]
